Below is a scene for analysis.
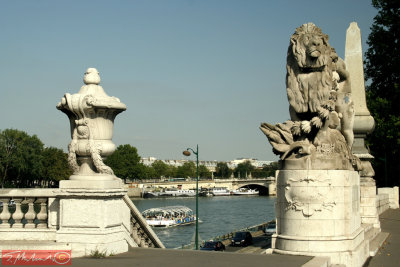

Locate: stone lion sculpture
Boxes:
[260,23,358,170]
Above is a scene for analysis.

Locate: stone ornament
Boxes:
[57,68,126,180]
[284,177,336,217]
[260,23,360,171]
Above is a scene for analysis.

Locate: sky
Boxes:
[0,0,377,162]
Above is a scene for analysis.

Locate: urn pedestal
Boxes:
[57,68,126,189]
[54,68,134,256]
[272,170,369,267]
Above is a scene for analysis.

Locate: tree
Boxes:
[176,162,196,178]
[0,129,44,188]
[365,0,400,186]
[41,147,71,187]
[198,165,211,179]
[152,160,169,178]
[104,144,142,180]
[263,162,279,177]
[234,161,255,179]
[165,165,178,178]
[215,162,232,178]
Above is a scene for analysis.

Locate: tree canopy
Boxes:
[0,129,70,188]
[215,162,232,178]
[252,162,279,178]
[198,165,211,179]
[365,0,400,186]
[234,161,255,179]
[104,144,145,180]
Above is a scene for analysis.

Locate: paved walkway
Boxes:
[71,247,312,267]
[366,208,400,267]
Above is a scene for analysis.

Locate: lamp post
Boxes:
[183,144,199,250]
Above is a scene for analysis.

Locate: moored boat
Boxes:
[142,206,196,227]
[143,188,196,198]
[232,188,259,196]
[210,187,231,196]
[199,188,213,197]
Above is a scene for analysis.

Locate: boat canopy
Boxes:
[142,206,194,217]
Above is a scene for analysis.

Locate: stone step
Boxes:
[362,223,380,242]
[368,231,389,256]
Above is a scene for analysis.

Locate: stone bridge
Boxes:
[126,177,277,196]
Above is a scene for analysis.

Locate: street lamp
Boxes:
[183,144,199,250]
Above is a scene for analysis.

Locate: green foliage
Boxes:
[104,144,144,180]
[251,162,279,178]
[41,147,72,184]
[198,165,211,179]
[176,161,196,178]
[165,165,178,178]
[90,249,109,258]
[234,161,255,179]
[0,129,43,187]
[0,129,70,188]
[151,160,169,178]
[365,0,400,186]
[215,162,232,178]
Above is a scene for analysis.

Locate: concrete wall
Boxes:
[376,186,399,215]
[376,193,390,215]
[377,187,399,209]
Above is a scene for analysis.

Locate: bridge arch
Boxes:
[236,184,269,196]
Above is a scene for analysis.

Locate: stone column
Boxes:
[345,22,379,228]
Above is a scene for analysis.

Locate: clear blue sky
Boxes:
[0,0,377,162]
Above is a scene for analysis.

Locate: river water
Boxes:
[132,195,276,248]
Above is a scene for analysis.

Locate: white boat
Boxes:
[162,188,195,197]
[142,206,196,227]
[232,188,259,196]
[210,187,231,196]
[143,188,196,198]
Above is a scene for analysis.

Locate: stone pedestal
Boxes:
[272,170,369,267]
[56,187,133,257]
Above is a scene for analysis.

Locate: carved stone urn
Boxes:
[57,68,126,181]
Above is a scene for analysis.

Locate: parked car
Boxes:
[231,231,252,247]
[265,222,276,235]
[200,241,225,251]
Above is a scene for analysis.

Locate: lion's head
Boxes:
[290,23,332,69]
[286,23,335,116]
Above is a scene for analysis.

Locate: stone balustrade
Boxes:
[0,197,48,228]
[123,195,164,249]
[0,188,164,255]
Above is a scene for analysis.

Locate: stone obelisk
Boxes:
[345,22,380,229]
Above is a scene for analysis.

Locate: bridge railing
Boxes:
[123,195,165,248]
[0,188,164,249]
[0,189,58,229]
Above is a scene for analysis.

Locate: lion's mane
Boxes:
[286,23,334,118]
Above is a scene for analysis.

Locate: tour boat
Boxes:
[232,188,259,196]
[210,187,231,196]
[143,188,196,198]
[142,206,196,227]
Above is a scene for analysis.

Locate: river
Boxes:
[132,195,276,248]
